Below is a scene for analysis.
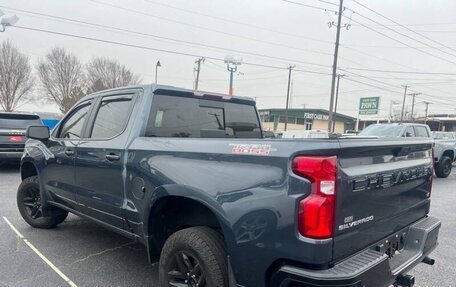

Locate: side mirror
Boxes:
[26,125,50,141]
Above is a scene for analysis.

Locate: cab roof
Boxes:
[80,84,256,105]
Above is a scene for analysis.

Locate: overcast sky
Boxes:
[1,0,456,118]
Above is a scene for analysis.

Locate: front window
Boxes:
[57,103,91,139]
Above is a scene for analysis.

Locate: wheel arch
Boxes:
[442,149,455,161]
[20,160,38,180]
[144,187,236,262]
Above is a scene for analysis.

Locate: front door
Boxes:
[41,101,93,210]
[74,93,135,229]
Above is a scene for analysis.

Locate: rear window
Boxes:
[358,125,403,137]
[0,114,42,129]
[145,95,261,138]
[414,126,430,138]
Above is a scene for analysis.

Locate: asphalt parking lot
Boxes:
[0,164,455,287]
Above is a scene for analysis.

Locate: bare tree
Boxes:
[37,47,86,113]
[87,57,140,92]
[0,41,34,112]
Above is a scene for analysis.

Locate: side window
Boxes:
[414,126,430,138]
[90,95,133,139]
[57,103,91,139]
[404,127,416,137]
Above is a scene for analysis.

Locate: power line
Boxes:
[10,24,333,77]
[350,0,456,54]
[344,15,456,65]
[351,22,456,27]
[142,0,333,44]
[2,6,337,70]
[281,0,337,12]
[342,66,456,76]
[87,0,335,60]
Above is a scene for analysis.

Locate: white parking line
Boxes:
[2,216,78,287]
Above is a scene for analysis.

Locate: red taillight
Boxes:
[8,135,23,142]
[292,156,337,239]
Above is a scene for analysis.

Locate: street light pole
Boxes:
[227,65,237,95]
[224,56,242,96]
[327,0,344,132]
[155,60,161,85]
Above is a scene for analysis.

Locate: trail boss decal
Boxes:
[230,143,275,155]
[339,215,374,231]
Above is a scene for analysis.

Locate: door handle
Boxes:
[105,153,120,161]
[64,149,75,156]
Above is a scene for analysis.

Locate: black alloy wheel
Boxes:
[17,176,68,228]
[22,185,43,219]
[167,251,205,287]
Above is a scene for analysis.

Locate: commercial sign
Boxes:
[359,97,380,115]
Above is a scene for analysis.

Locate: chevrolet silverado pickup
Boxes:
[18,85,440,287]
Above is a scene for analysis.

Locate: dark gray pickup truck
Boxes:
[18,85,440,287]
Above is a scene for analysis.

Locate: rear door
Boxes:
[74,92,136,229]
[333,139,433,260]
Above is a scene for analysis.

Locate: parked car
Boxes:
[359,123,455,178]
[432,131,456,177]
[0,112,42,165]
[18,85,439,287]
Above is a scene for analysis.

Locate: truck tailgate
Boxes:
[333,139,433,261]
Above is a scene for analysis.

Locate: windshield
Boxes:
[358,125,403,137]
[0,114,42,129]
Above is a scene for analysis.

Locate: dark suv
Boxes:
[0,112,42,164]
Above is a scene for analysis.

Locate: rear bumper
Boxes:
[270,216,441,287]
[0,151,23,159]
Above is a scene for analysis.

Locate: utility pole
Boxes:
[400,85,409,123]
[332,74,344,132]
[194,57,205,90]
[327,0,344,132]
[409,93,421,122]
[423,101,431,124]
[284,65,295,131]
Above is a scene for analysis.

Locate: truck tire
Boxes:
[435,156,453,178]
[159,227,229,287]
[17,176,68,229]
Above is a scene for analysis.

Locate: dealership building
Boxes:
[258,108,357,133]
